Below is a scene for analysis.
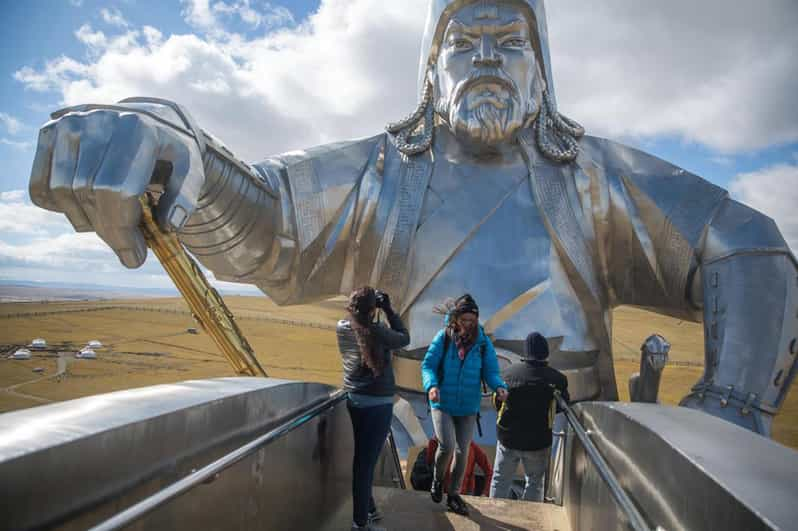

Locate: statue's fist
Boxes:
[29,103,205,268]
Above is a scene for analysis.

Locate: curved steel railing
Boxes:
[553,391,651,531]
[89,389,347,531]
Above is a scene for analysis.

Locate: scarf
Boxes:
[454,332,476,361]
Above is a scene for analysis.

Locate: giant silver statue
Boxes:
[28,0,797,436]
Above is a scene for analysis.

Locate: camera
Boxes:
[375,290,390,310]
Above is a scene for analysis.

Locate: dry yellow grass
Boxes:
[1,299,795,449]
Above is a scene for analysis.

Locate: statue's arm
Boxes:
[681,198,798,435]
[29,96,384,305]
[584,137,798,435]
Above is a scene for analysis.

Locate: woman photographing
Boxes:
[338,287,410,531]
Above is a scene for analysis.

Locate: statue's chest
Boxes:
[400,160,585,349]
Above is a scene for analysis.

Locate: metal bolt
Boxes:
[741,393,756,416]
[720,385,733,408]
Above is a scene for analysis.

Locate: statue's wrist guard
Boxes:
[176,134,286,285]
[681,250,798,434]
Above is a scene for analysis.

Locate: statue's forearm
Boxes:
[681,199,798,434]
[178,135,294,286]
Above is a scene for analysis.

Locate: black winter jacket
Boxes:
[338,310,410,396]
[494,359,569,451]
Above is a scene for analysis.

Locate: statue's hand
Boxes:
[29,104,205,268]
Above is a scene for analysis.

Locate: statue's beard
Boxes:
[437,70,532,148]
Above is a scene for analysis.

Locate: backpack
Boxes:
[410,447,434,491]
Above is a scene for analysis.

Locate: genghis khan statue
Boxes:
[29,0,797,435]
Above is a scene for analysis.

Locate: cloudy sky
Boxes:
[0,0,796,292]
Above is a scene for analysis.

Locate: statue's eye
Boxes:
[502,38,527,48]
[451,38,473,50]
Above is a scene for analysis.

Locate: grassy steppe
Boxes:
[1,297,795,449]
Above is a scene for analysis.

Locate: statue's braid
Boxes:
[536,91,584,163]
[387,79,435,156]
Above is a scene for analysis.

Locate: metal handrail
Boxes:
[387,430,407,489]
[554,391,652,531]
[89,389,347,531]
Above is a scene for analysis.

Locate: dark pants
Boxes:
[347,401,393,526]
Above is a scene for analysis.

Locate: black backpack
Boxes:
[410,447,433,491]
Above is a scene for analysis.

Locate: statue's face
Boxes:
[434,2,541,149]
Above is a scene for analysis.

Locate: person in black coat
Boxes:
[489,332,569,501]
[338,287,410,531]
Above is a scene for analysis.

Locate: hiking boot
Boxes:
[446,494,469,516]
[430,480,443,503]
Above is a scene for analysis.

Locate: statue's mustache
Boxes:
[451,69,521,108]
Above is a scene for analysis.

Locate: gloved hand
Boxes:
[375,290,393,313]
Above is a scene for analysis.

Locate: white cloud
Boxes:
[182,0,294,34]
[547,0,798,152]
[0,190,120,273]
[0,190,73,235]
[0,112,24,135]
[14,56,90,92]
[100,8,129,28]
[75,24,108,49]
[181,0,217,31]
[142,26,163,46]
[0,138,33,151]
[730,164,798,253]
[69,0,83,6]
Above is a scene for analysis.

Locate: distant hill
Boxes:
[0,280,261,302]
[0,280,176,302]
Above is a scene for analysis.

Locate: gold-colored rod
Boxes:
[138,195,267,377]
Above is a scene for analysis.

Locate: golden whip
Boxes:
[138,194,267,377]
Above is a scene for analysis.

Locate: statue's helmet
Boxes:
[387,0,584,162]
[417,0,557,107]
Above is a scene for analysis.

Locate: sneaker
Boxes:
[430,480,443,503]
[446,494,469,516]
[351,522,386,531]
[368,507,383,523]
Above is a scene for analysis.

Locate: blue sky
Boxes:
[0,0,796,292]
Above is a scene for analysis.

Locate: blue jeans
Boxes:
[489,442,550,501]
[347,401,393,526]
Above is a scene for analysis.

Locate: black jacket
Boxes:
[338,310,409,396]
[494,359,569,451]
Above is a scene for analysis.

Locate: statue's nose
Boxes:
[472,36,502,67]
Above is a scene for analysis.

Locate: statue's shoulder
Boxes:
[256,133,386,178]
[577,134,727,197]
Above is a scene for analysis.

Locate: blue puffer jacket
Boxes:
[421,327,506,417]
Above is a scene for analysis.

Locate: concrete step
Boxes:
[323,486,571,531]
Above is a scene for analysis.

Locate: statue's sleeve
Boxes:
[579,136,798,435]
[179,133,386,305]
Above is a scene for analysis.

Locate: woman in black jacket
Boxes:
[338,286,410,531]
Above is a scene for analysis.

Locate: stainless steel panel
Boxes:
[563,402,798,531]
[0,378,388,531]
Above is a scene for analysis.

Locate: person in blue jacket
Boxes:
[421,294,508,516]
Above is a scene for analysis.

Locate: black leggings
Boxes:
[347,401,393,526]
